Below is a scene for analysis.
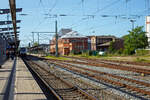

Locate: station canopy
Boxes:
[0,27,20,32]
[0,8,22,14]
[0,20,21,25]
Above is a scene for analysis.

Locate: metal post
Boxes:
[132,22,134,29]
[32,32,34,46]
[6,14,9,57]
[38,32,39,56]
[55,20,58,57]
[38,32,39,45]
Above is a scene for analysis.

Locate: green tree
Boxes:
[33,42,38,47]
[123,26,148,55]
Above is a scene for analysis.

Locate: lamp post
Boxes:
[130,19,136,30]
[45,14,59,57]
[55,20,58,57]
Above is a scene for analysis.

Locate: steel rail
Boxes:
[48,60,150,97]
[58,61,150,87]
[25,58,98,100]
[45,58,150,75]
[63,56,150,74]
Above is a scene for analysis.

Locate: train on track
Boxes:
[19,47,27,56]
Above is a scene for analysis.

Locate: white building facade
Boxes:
[146,16,150,48]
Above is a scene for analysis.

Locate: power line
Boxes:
[81,0,85,15]
[32,17,48,32]
[47,0,58,15]
[97,0,100,12]
[65,0,144,32]
[32,0,145,40]
[44,0,127,30]
[65,0,122,30]
[93,0,121,14]
[39,0,48,13]
[32,0,58,32]
[125,0,131,8]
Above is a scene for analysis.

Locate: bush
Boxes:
[116,48,124,55]
[70,50,78,55]
[81,50,89,57]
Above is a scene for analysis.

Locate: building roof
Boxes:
[58,28,72,37]
[60,31,87,39]
[88,35,116,38]
[52,28,72,39]
[98,42,111,47]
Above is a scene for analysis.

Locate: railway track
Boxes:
[59,62,150,87]
[60,56,150,82]
[100,59,150,66]
[46,61,125,100]
[46,57,150,75]
[26,55,150,99]
[63,56,150,75]
[24,58,98,100]
[62,56,150,66]
[44,59,150,99]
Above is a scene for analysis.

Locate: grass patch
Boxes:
[135,57,147,62]
[68,54,101,59]
[134,57,150,63]
[45,56,71,61]
[67,54,150,63]
[136,49,150,56]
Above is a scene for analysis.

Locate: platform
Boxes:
[0,59,14,100]
[14,57,47,100]
[0,58,47,100]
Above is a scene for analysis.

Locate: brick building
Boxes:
[50,30,88,55]
[88,36,117,51]
[50,28,72,54]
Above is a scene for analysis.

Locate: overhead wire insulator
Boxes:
[81,0,84,3]
[125,0,131,8]
[148,0,150,14]
[115,16,118,24]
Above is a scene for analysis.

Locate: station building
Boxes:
[50,30,88,55]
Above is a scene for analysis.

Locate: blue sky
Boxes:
[0,0,149,46]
